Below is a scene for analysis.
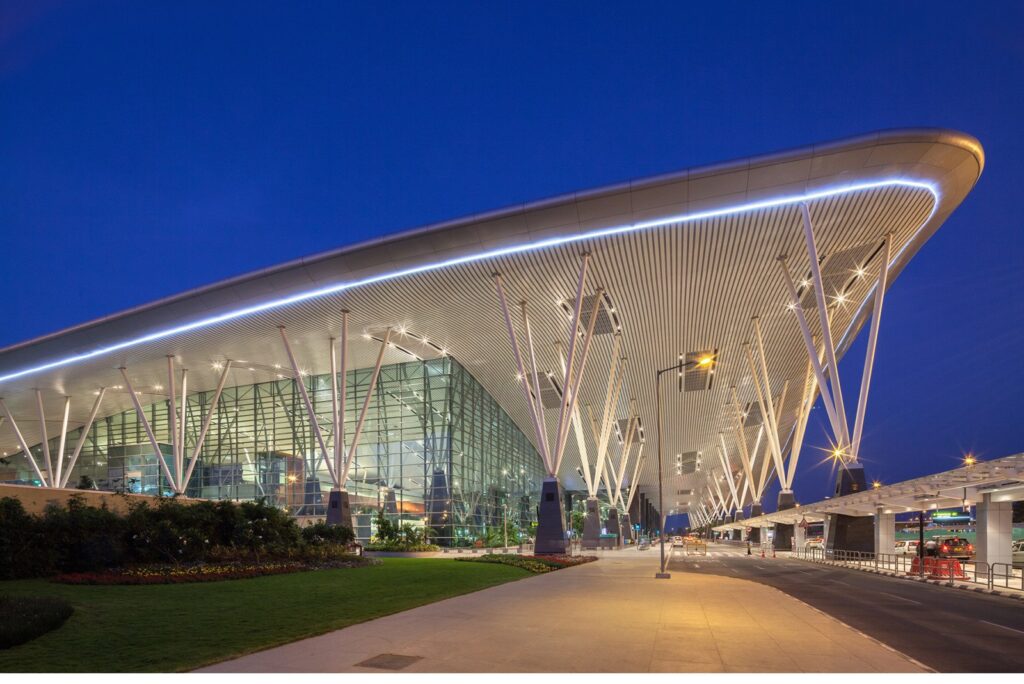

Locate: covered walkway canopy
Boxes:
[711,451,1024,531]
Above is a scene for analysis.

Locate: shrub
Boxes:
[0,498,45,580]
[301,521,355,546]
[0,596,73,649]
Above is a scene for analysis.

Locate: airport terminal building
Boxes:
[0,129,985,549]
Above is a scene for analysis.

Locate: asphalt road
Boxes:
[668,545,1024,672]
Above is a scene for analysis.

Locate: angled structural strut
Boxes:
[279,326,339,487]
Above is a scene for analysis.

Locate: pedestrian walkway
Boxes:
[200,550,926,672]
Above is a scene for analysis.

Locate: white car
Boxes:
[1012,540,1024,567]
[894,540,920,556]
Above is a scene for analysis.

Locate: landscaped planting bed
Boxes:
[456,553,598,573]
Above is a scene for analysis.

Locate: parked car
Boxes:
[894,540,921,556]
[1011,540,1024,567]
[637,536,651,551]
[935,536,974,560]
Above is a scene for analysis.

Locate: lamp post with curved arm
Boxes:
[655,353,715,579]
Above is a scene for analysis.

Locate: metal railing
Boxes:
[792,546,1023,592]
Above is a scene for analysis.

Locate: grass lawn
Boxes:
[0,558,531,672]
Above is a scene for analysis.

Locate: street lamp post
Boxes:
[653,353,714,579]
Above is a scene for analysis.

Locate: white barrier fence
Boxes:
[793,547,1023,592]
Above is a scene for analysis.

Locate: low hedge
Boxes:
[364,541,440,552]
[0,496,358,579]
[0,596,74,649]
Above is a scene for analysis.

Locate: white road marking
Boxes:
[979,620,1024,636]
[693,564,700,569]
[878,591,922,605]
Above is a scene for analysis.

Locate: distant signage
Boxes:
[930,508,972,524]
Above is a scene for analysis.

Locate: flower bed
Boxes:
[456,553,597,574]
[54,555,373,585]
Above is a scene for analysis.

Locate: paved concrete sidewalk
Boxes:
[200,551,926,673]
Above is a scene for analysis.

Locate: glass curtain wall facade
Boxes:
[5,357,544,546]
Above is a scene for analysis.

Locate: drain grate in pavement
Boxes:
[355,653,423,670]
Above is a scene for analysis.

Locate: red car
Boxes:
[936,537,974,560]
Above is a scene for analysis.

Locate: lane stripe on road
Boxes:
[878,592,922,605]
[979,620,1024,636]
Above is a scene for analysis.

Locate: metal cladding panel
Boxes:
[0,130,984,508]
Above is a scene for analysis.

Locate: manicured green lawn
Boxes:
[0,558,530,672]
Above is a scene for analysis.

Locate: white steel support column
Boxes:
[567,334,623,498]
[494,274,553,474]
[623,444,644,511]
[177,369,187,492]
[330,336,341,481]
[337,311,349,483]
[851,234,892,459]
[0,398,48,484]
[34,390,53,486]
[779,260,842,435]
[553,288,604,473]
[785,358,817,490]
[625,449,644,509]
[800,203,851,448]
[521,303,551,468]
[721,429,754,504]
[278,326,338,487]
[611,410,638,508]
[119,367,178,492]
[62,388,107,488]
[345,328,394,473]
[551,254,591,475]
[53,396,71,489]
[181,361,233,492]
[716,444,739,511]
[166,356,179,492]
[745,316,790,485]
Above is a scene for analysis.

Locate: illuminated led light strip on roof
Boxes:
[0,178,938,384]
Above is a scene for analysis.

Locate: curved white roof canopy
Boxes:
[0,129,984,505]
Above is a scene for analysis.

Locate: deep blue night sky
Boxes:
[2,2,1022,510]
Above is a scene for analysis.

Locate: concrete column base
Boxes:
[535,478,568,555]
[774,490,796,551]
[748,503,763,543]
[731,511,743,541]
[606,508,622,547]
[621,513,633,542]
[826,462,873,552]
[326,488,353,529]
[582,497,602,549]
